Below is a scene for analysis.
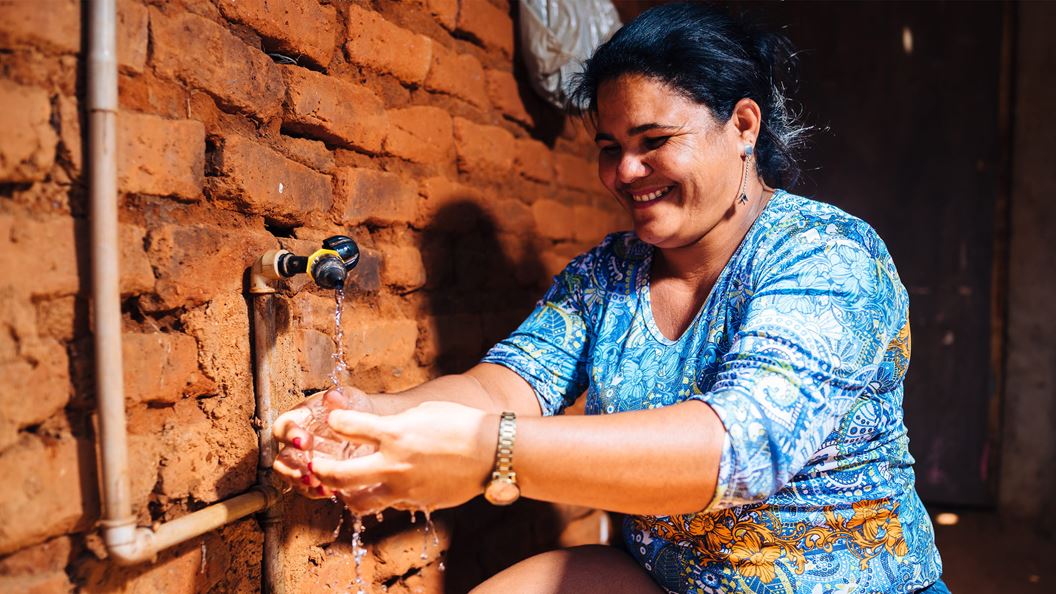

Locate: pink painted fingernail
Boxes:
[300,475,311,485]
[292,437,303,450]
[315,485,326,496]
[307,461,314,473]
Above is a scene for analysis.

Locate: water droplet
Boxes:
[350,515,367,594]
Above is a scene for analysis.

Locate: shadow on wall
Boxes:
[419,200,564,593]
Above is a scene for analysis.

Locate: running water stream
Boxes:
[307,287,443,592]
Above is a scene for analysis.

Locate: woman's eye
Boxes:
[599,145,621,156]
[644,136,670,150]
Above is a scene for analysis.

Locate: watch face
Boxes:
[485,478,520,505]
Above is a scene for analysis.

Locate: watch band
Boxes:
[494,411,517,478]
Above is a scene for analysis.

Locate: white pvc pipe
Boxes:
[89,0,278,566]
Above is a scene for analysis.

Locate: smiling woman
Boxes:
[271,3,947,593]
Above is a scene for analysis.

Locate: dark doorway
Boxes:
[614,1,1009,505]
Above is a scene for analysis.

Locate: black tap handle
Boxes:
[322,235,360,271]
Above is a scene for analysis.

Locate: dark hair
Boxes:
[568,2,810,188]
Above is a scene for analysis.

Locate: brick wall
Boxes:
[0,0,625,592]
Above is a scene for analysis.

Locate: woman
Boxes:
[274,4,946,593]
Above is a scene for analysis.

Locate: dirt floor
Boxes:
[931,508,1055,592]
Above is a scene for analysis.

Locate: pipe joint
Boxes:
[102,522,157,565]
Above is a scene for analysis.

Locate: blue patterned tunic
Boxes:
[482,191,943,593]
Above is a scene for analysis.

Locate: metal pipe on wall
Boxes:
[250,266,286,593]
[89,0,279,566]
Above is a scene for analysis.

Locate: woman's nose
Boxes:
[617,154,650,184]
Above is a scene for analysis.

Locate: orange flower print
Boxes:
[728,530,783,583]
[883,516,909,557]
[847,499,891,540]
[687,513,735,551]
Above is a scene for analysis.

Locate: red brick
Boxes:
[219,0,338,67]
[0,0,143,70]
[453,117,515,177]
[416,176,485,231]
[0,537,71,576]
[208,134,333,226]
[296,328,335,390]
[0,216,153,299]
[147,224,274,310]
[486,197,535,236]
[573,203,626,243]
[486,68,531,126]
[0,339,69,451]
[282,66,388,154]
[555,152,602,193]
[341,310,418,372]
[0,435,94,556]
[0,572,72,594]
[457,0,515,57]
[333,168,417,226]
[117,0,148,73]
[532,198,575,240]
[182,292,253,398]
[122,332,211,404]
[427,0,458,31]
[150,7,284,120]
[381,244,427,290]
[514,137,554,183]
[372,518,449,582]
[0,80,56,183]
[0,0,79,54]
[346,5,433,84]
[278,136,335,173]
[158,397,257,501]
[55,95,81,176]
[424,44,488,108]
[384,106,454,164]
[348,245,383,293]
[118,111,205,199]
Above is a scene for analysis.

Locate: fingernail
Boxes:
[315,485,326,496]
[292,437,303,450]
[307,461,314,473]
[300,474,311,485]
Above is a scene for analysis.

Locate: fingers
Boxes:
[273,407,312,448]
[328,410,386,444]
[309,453,392,492]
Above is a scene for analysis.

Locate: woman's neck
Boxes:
[654,182,773,288]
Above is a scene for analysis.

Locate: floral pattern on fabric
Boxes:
[482,191,942,593]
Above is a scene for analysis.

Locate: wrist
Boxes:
[476,413,501,491]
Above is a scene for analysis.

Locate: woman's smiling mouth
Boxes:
[627,185,675,204]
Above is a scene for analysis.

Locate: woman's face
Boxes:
[595,74,745,250]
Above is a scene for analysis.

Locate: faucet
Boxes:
[251,235,361,293]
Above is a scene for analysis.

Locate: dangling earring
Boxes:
[738,144,754,205]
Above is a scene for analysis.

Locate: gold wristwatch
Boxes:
[483,411,520,505]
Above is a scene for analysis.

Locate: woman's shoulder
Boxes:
[756,191,893,263]
[557,231,648,295]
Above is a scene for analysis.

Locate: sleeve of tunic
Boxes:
[691,225,909,510]
[480,238,611,416]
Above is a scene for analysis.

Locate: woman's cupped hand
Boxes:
[273,390,498,515]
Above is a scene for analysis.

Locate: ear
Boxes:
[729,98,763,144]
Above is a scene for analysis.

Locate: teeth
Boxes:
[630,186,672,202]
